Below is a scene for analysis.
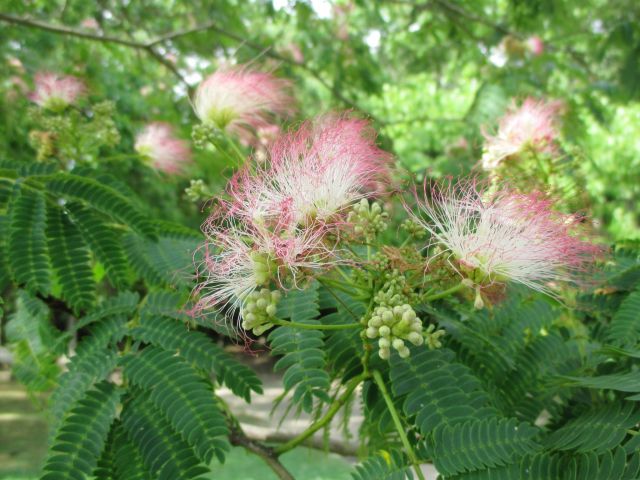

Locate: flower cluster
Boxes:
[194,113,393,329]
[411,179,600,299]
[193,67,294,146]
[184,62,599,362]
[135,122,192,174]
[29,72,86,111]
[481,98,561,170]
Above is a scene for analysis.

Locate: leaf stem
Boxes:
[271,318,360,331]
[424,282,466,301]
[275,372,368,454]
[372,370,426,480]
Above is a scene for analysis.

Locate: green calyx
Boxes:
[251,251,276,286]
[241,288,282,336]
[205,107,236,131]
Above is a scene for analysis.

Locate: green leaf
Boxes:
[121,391,211,480]
[123,232,198,288]
[46,204,95,312]
[46,173,156,238]
[121,346,229,463]
[390,348,497,435]
[41,381,121,480]
[48,316,126,439]
[562,372,640,399]
[8,187,50,293]
[607,289,640,348]
[66,201,130,288]
[351,450,413,480]
[269,284,330,412]
[132,314,262,401]
[432,417,540,476]
[6,290,60,392]
[546,402,640,453]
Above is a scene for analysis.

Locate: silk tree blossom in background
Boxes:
[134,122,192,174]
[410,179,600,298]
[481,98,562,170]
[227,114,393,227]
[527,36,545,56]
[29,72,86,111]
[193,66,294,145]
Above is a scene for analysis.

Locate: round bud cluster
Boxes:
[192,123,224,149]
[347,199,388,241]
[369,251,390,271]
[185,179,212,203]
[241,289,281,336]
[373,269,411,307]
[365,304,424,360]
[424,324,446,350]
[400,218,426,240]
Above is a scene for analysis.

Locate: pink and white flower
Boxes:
[410,179,599,295]
[227,114,393,227]
[527,36,545,56]
[481,98,561,170]
[193,66,294,144]
[134,122,192,174]
[29,72,86,111]
[193,216,338,320]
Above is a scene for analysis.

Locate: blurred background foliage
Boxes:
[0,0,639,235]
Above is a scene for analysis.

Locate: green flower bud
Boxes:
[379,326,391,337]
[366,327,378,339]
[398,346,411,358]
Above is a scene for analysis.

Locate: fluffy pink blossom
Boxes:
[227,114,393,227]
[481,98,561,170]
[193,66,294,144]
[193,217,338,322]
[527,36,545,56]
[410,179,600,295]
[29,72,86,110]
[134,122,192,174]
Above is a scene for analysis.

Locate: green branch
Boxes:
[372,370,426,480]
[275,372,368,455]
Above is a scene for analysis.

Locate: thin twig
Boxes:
[218,395,294,480]
[228,423,295,480]
[275,372,368,455]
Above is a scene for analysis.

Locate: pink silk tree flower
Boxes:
[527,36,545,56]
[410,179,600,296]
[481,98,561,170]
[134,122,192,174]
[227,114,393,228]
[29,72,86,111]
[193,216,338,327]
[193,67,294,144]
